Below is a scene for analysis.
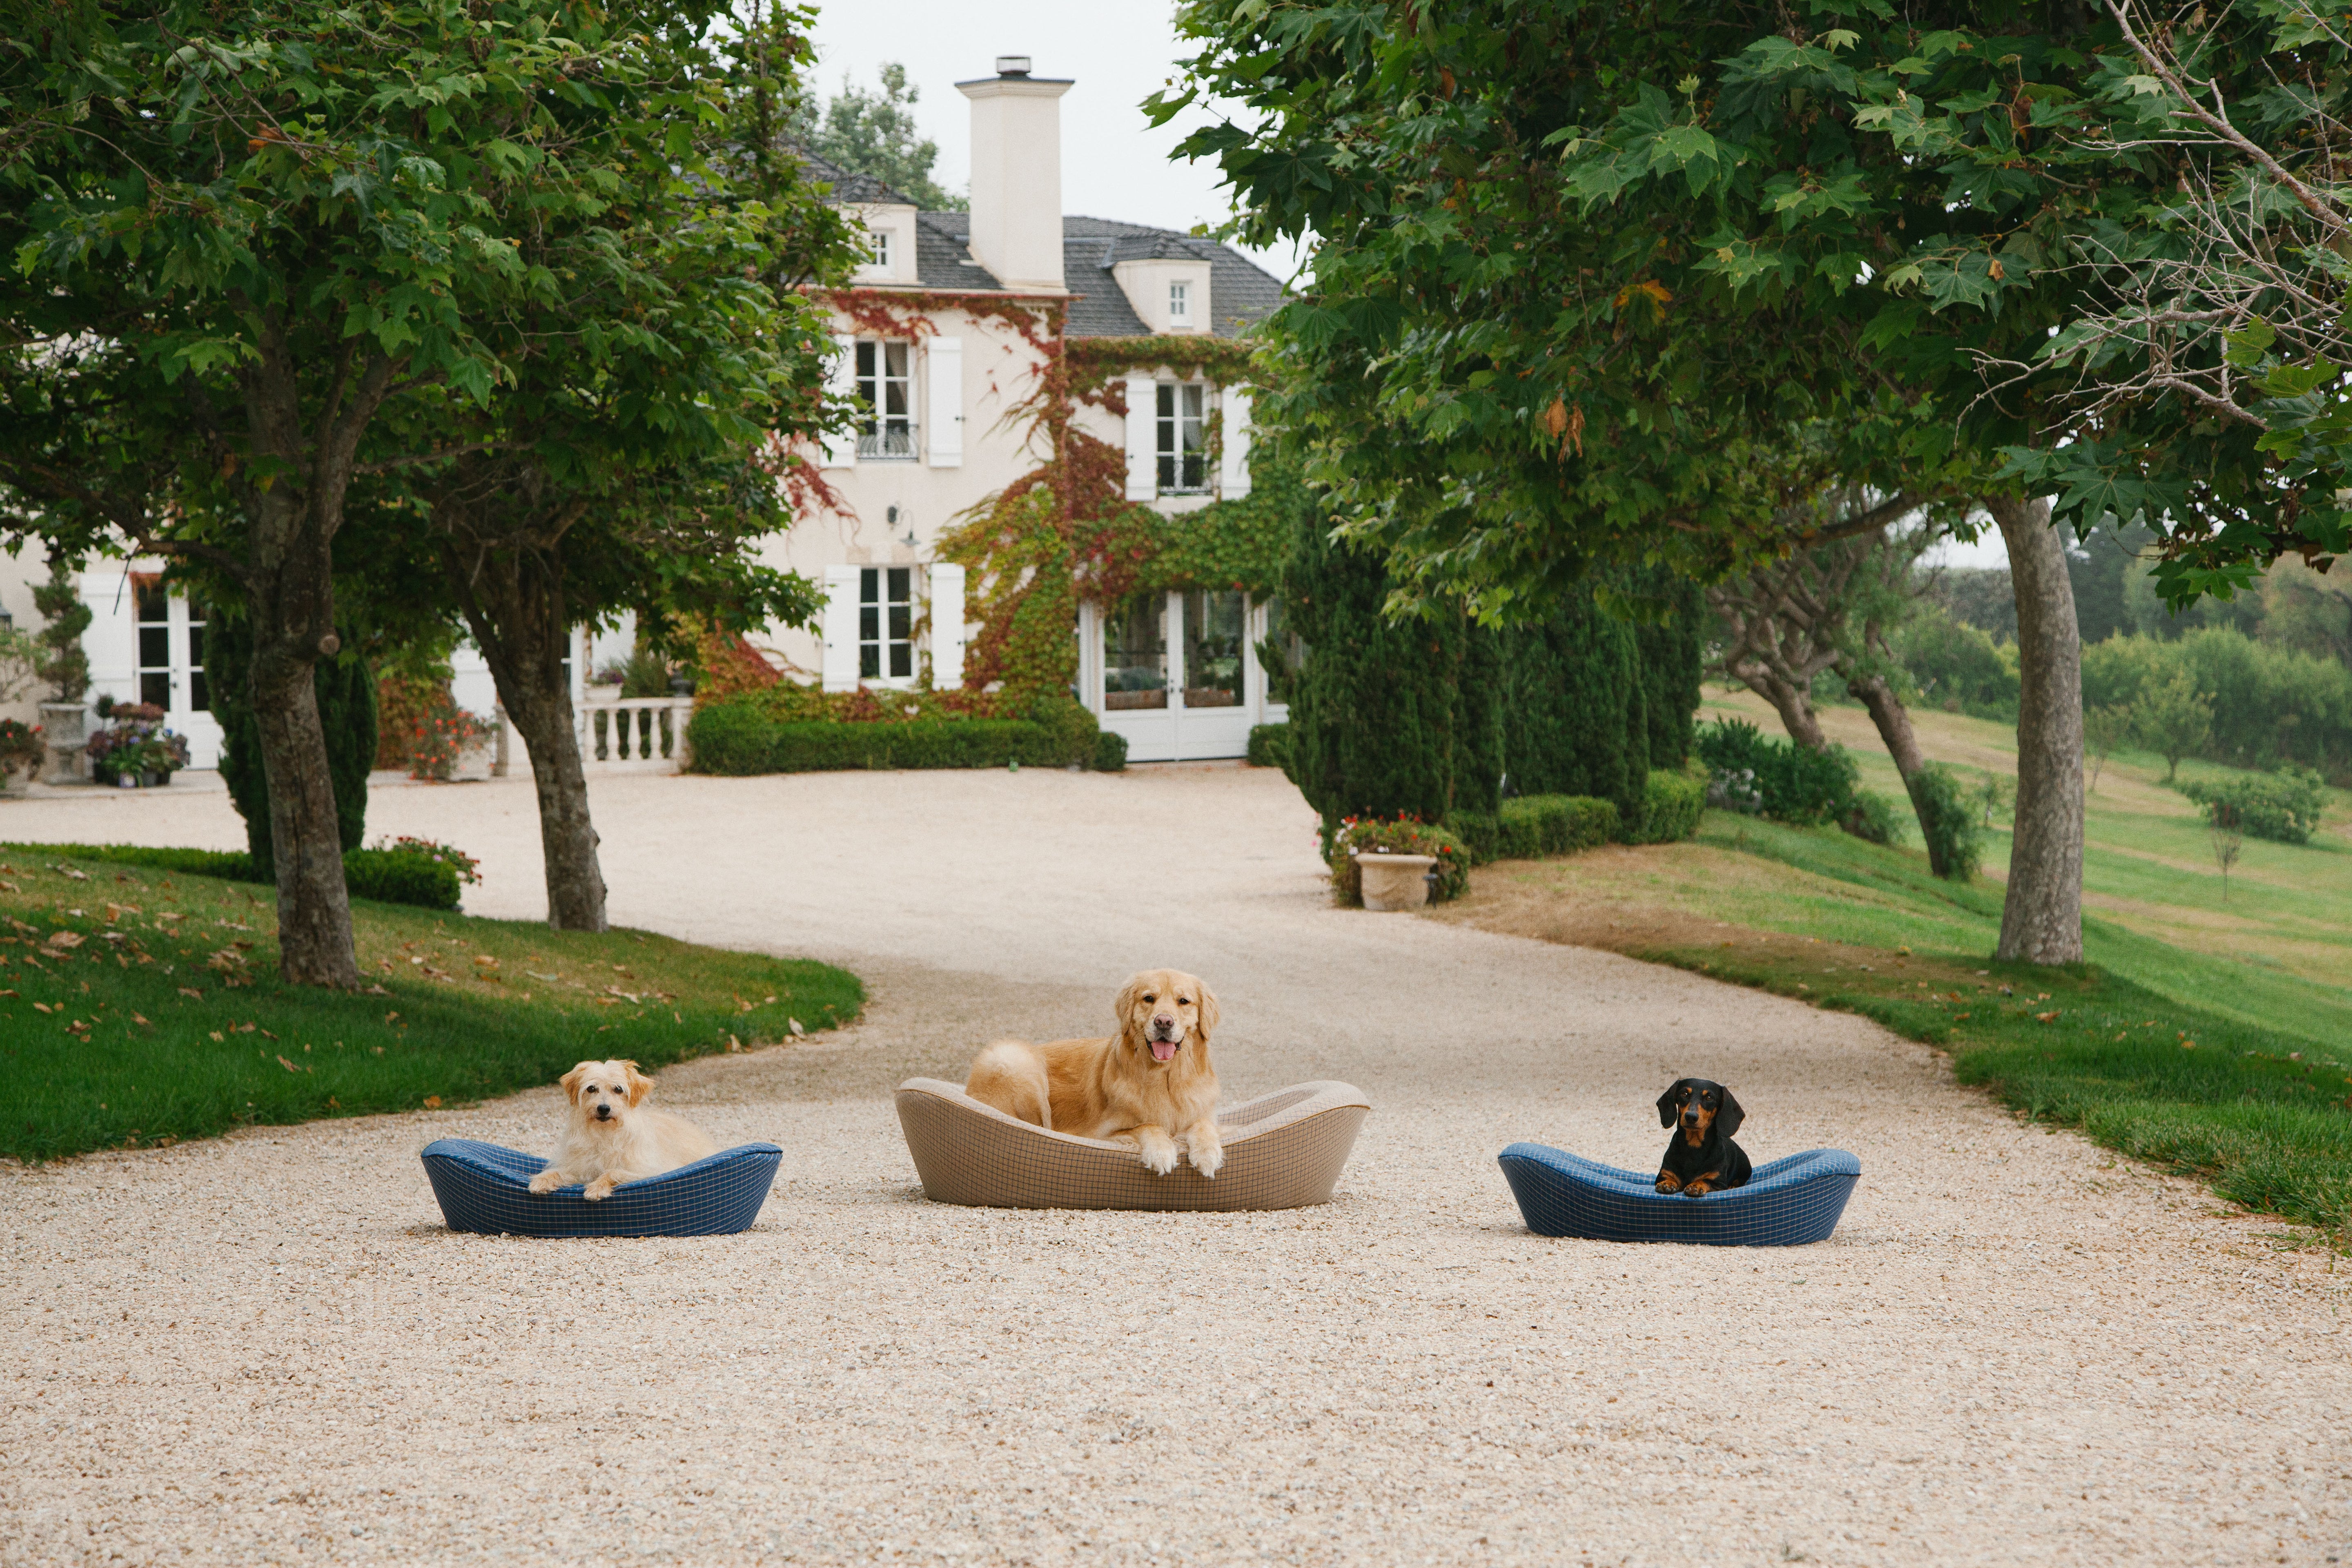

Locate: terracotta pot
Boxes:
[1354,852,1436,913]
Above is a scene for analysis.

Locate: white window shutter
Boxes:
[926,336,963,468]
[928,562,967,689]
[1124,373,1158,502]
[821,334,858,469]
[1220,388,1253,498]
[820,565,861,692]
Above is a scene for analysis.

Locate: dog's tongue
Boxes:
[1151,1039,1178,1062]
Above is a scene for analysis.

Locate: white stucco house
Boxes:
[773,55,1291,762]
[0,56,1288,772]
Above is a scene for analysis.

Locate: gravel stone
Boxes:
[2,766,2347,1566]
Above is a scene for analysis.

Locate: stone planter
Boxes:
[583,684,622,706]
[1354,852,1436,913]
[38,701,89,784]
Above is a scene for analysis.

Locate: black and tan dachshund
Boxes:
[1655,1078,1752,1196]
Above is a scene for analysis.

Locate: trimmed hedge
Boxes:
[2180,767,2329,844]
[1094,730,1129,772]
[1,841,463,911]
[1246,722,1292,774]
[688,701,1104,775]
[1625,766,1707,846]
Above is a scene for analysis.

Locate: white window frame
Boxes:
[1168,280,1191,325]
[1156,382,1209,495]
[859,566,917,683]
[854,339,917,461]
[870,229,893,270]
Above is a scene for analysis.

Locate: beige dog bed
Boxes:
[894,1079,1370,1211]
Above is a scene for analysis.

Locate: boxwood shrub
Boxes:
[3,841,461,910]
[1246,722,1292,775]
[687,700,1107,775]
[1625,766,1707,846]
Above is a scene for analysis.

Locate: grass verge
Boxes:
[1436,815,2352,1241]
[0,848,864,1162]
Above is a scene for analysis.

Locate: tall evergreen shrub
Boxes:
[210,612,377,880]
[1633,571,1704,768]
[1500,589,1648,831]
[1280,506,1465,831]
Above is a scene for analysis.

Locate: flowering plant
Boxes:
[401,693,492,781]
[85,711,189,777]
[1325,814,1470,905]
[0,717,43,780]
[374,835,483,886]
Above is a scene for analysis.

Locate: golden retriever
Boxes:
[527,1058,718,1201]
[964,969,1224,1177]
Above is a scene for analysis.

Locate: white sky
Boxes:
[799,0,1309,284]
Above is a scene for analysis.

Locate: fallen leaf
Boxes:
[32,1001,53,1014]
[527,971,560,983]
[51,865,89,881]
[276,1055,301,1073]
[423,1095,442,1109]
[788,1017,805,1038]
[727,1034,742,1052]
[131,1013,150,1025]
[45,931,85,950]
[209,1031,224,1042]
[2035,1011,2058,1023]
[178,987,203,1000]
[364,984,390,996]
[474,956,498,968]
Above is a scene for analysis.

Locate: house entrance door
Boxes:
[1088,590,1264,762]
[134,579,223,768]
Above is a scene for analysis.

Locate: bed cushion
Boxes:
[419,1139,782,1238]
[1498,1142,1860,1246]
[895,1079,1369,1212]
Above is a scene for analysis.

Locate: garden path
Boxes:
[4,764,2347,1566]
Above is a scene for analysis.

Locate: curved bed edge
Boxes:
[419,1139,784,1238]
[893,1078,1369,1212]
[1497,1143,1860,1247]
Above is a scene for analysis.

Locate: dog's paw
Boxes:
[1136,1140,1180,1177]
[1682,1181,1713,1197]
[1654,1176,1681,1194]
[527,1172,563,1195]
[581,1180,616,1202]
[1188,1143,1224,1180]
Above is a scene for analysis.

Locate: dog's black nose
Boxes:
[595,1106,612,1119]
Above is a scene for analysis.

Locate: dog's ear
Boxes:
[622,1060,653,1106]
[560,1062,590,1104]
[1657,1080,1692,1129]
[1715,1086,1745,1140]
[1190,977,1220,1038]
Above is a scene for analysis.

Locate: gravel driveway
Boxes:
[4,765,2347,1566]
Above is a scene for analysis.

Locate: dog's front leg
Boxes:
[1681,1170,1722,1197]
[1654,1169,1683,1194]
[1121,1125,1181,1176]
[1183,1120,1224,1180]
[581,1174,621,1202]
[528,1166,572,1195]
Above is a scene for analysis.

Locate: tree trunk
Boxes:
[1848,672,1926,780]
[443,542,608,931]
[1987,495,2084,965]
[1729,661,1829,751]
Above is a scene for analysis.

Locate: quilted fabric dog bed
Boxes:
[1498,1143,1860,1246]
[895,1079,1369,1212]
[419,1139,783,1238]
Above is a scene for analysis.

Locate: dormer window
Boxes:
[870,229,893,270]
[1169,281,1191,325]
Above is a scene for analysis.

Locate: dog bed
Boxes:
[1498,1142,1860,1246]
[419,1138,783,1238]
[895,1079,1369,1211]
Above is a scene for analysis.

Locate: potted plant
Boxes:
[584,661,626,705]
[0,718,42,795]
[31,557,92,782]
[84,703,186,786]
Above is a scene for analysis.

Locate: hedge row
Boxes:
[1443,767,1706,867]
[2,842,462,911]
[688,699,1103,776]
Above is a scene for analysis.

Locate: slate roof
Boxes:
[796,151,1286,337]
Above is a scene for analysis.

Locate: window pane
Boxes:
[860,605,879,643]
[887,603,911,644]
[859,646,879,679]
[885,342,909,377]
[887,567,910,603]
[186,624,204,671]
[140,672,169,708]
[1102,593,1167,710]
[135,581,167,626]
[189,669,210,713]
[857,341,876,377]
[889,643,912,679]
[1180,385,1207,490]
[1180,591,1245,708]
[139,626,169,668]
[861,568,878,604]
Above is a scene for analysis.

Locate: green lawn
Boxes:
[1437,693,2352,1241]
[0,849,864,1161]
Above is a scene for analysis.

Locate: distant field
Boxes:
[1432,688,2352,1241]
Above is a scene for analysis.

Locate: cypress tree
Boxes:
[1452,622,1504,817]
[1280,505,1461,831]
[212,613,377,880]
[1634,571,1705,768]
[1500,588,1646,827]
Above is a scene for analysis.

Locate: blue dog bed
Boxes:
[420,1139,782,1238]
[1498,1143,1860,1246]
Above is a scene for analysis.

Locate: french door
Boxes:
[1088,589,1261,761]
[133,579,223,767]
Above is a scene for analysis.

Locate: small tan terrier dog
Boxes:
[528,1059,717,1201]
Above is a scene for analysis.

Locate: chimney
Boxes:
[957,56,1072,292]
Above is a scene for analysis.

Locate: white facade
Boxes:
[776,58,1283,761]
